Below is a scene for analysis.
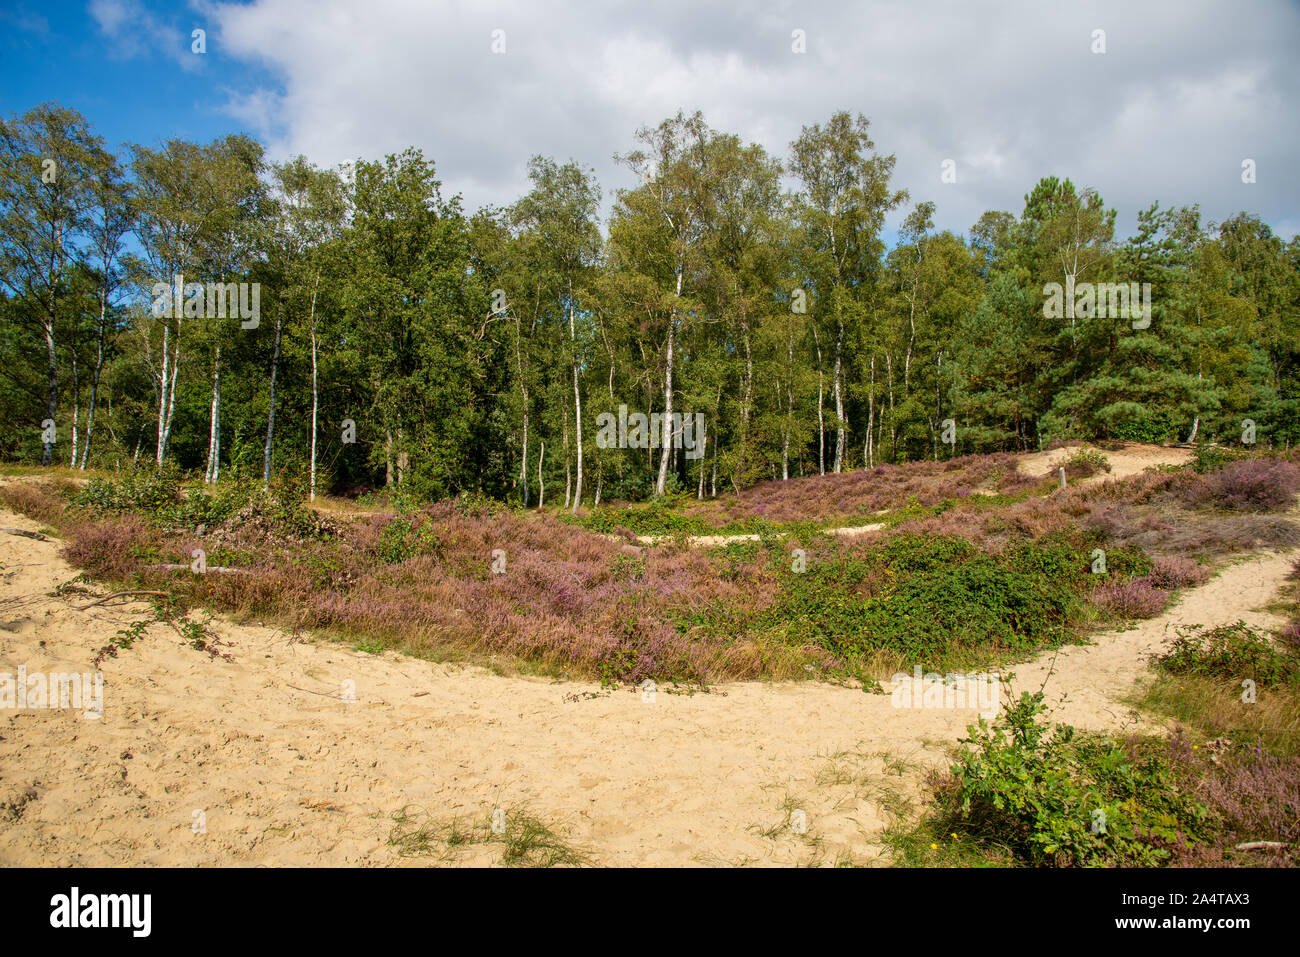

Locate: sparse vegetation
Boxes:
[387,805,592,867]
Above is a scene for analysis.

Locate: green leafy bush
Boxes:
[1193,444,1249,474]
[77,467,257,528]
[769,536,1082,662]
[374,515,442,565]
[944,692,1209,866]
[1155,621,1300,688]
[1063,447,1111,479]
[79,466,184,514]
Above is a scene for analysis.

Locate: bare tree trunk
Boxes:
[562,392,572,509]
[42,319,57,467]
[263,309,283,486]
[867,355,875,468]
[514,315,529,507]
[698,423,708,499]
[308,274,320,500]
[886,353,896,458]
[537,440,545,509]
[737,313,754,484]
[710,434,718,498]
[782,314,794,481]
[570,301,583,514]
[68,350,79,469]
[205,346,221,483]
[655,268,682,496]
[81,290,107,470]
[812,320,825,475]
[41,238,59,467]
[156,327,170,465]
[156,320,181,466]
[833,313,845,473]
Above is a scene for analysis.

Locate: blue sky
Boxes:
[3,0,1298,242]
[0,1,277,154]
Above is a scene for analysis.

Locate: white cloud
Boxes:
[194,0,1297,237]
[90,0,204,71]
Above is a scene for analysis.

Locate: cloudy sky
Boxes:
[3,0,1297,240]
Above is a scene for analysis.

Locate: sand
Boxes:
[1,509,1291,867]
[0,444,1289,866]
[1017,441,1196,485]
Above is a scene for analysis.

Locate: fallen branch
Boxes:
[77,590,168,611]
[0,528,48,541]
[154,563,253,575]
[1235,841,1288,852]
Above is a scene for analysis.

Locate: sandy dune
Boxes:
[1017,441,1196,484]
[0,497,1291,867]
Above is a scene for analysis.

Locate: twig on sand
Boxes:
[287,684,345,698]
[77,590,168,610]
[155,563,253,575]
[0,528,47,541]
[1235,841,1288,852]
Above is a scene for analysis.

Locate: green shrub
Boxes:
[770,536,1081,663]
[1193,444,1249,474]
[943,693,1209,866]
[76,467,259,529]
[375,515,442,565]
[1155,621,1300,688]
[79,466,184,514]
[1063,447,1111,479]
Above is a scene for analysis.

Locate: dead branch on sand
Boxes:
[77,590,168,610]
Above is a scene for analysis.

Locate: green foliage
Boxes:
[5,101,1298,503]
[1192,444,1250,474]
[79,466,185,514]
[576,503,713,537]
[1063,447,1110,477]
[1155,621,1300,688]
[374,514,441,565]
[769,536,1083,663]
[944,692,1209,866]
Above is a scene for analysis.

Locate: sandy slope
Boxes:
[1017,441,1196,484]
[633,443,1193,548]
[0,498,1291,867]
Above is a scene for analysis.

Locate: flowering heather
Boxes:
[1171,743,1300,867]
[1183,458,1300,512]
[664,453,1035,527]
[1144,555,1210,590]
[10,447,1296,686]
[0,482,68,525]
[1091,577,1170,619]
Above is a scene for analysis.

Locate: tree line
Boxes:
[2,102,1297,505]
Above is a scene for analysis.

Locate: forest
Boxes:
[3,102,1297,506]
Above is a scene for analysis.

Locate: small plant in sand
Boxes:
[387,805,592,867]
[1062,447,1111,479]
[91,601,230,666]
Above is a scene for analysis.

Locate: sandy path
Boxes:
[636,523,885,547]
[0,507,1291,867]
[1016,442,1195,484]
